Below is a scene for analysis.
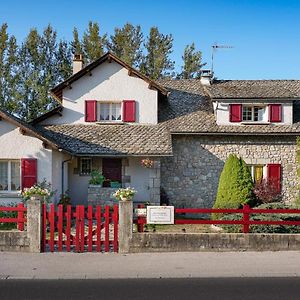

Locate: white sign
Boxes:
[146,206,174,224]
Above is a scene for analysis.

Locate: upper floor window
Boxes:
[99,102,121,122]
[242,106,266,122]
[85,100,136,123]
[0,160,21,192]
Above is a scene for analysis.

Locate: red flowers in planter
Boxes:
[141,158,154,168]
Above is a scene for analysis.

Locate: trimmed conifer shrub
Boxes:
[212,154,254,219]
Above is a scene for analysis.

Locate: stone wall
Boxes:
[88,186,119,206]
[161,135,297,208]
[0,231,29,252]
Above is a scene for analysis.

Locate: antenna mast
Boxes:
[211,44,234,74]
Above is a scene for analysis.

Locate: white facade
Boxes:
[0,120,52,203]
[42,61,158,125]
[214,100,293,125]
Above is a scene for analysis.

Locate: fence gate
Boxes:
[42,204,118,253]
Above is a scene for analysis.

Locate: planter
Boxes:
[120,197,132,201]
[110,182,121,188]
[30,195,43,202]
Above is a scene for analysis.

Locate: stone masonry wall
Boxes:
[161,135,297,208]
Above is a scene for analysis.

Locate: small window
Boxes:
[98,102,121,122]
[0,160,21,192]
[80,158,92,175]
[242,106,266,122]
[248,165,265,183]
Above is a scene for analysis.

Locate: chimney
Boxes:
[73,54,83,74]
[200,69,213,86]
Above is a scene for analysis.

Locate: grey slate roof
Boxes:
[205,80,300,99]
[37,124,172,156]
[159,79,300,135]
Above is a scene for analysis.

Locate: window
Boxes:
[80,158,92,175]
[0,160,21,192]
[98,102,121,122]
[248,165,264,183]
[242,106,266,122]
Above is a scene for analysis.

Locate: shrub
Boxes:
[253,178,282,204]
[213,154,254,219]
[58,192,71,209]
[220,202,300,233]
[0,203,18,230]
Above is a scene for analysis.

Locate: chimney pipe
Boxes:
[73,54,83,74]
[200,69,213,86]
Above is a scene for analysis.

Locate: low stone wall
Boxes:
[0,231,29,252]
[130,232,300,252]
[88,186,119,206]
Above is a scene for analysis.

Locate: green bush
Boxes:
[220,202,300,233]
[89,169,106,185]
[213,154,255,219]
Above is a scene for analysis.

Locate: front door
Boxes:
[102,158,122,183]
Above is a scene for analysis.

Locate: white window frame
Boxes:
[242,105,267,123]
[97,101,122,122]
[80,158,92,176]
[0,160,21,193]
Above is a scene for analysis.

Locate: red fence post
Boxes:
[49,204,55,252]
[57,205,63,251]
[75,205,80,252]
[87,205,93,252]
[96,206,102,252]
[113,204,118,253]
[243,204,251,233]
[80,205,85,253]
[66,205,71,252]
[17,203,24,231]
[104,205,110,252]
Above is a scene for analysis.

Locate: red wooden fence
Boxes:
[0,203,26,231]
[136,204,300,233]
[42,204,118,253]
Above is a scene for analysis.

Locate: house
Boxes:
[0,52,299,207]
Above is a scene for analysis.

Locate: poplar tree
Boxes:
[71,27,82,55]
[108,23,143,68]
[140,27,175,80]
[82,21,107,63]
[179,43,204,79]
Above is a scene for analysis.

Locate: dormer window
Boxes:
[99,102,121,122]
[242,106,266,122]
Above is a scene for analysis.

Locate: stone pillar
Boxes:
[27,199,42,253]
[118,200,133,253]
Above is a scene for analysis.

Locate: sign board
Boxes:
[134,208,147,217]
[146,206,174,224]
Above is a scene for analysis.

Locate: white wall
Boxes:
[0,120,52,202]
[214,101,293,125]
[42,61,158,125]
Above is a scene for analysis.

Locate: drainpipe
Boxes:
[62,156,73,195]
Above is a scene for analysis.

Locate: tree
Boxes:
[82,21,107,63]
[108,23,143,69]
[56,39,72,81]
[178,42,204,79]
[0,23,19,112]
[140,27,174,80]
[213,154,254,218]
[71,27,82,55]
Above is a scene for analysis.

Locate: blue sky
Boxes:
[1,0,299,79]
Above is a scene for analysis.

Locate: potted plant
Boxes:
[21,180,53,203]
[141,158,154,168]
[89,169,106,186]
[113,187,137,201]
[110,181,121,188]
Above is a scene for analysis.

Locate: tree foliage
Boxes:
[108,23,143,69]
[213,154,254,219]
[140,27,175,80]
[179,43,204,79]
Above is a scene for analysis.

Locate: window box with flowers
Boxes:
[141,158,154,168]
[113,187,137,201]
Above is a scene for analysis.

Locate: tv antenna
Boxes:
[211,44,234,74]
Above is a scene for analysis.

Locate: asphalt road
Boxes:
[1,278,300,300]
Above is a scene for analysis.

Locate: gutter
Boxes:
[61,155,73,195]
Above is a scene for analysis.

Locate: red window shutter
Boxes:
[267,164,281,193]
[123,100,136,122]
[269,104,282,122]
[85,100,97,122]
[229,104,242,122]
[21,158,37,190]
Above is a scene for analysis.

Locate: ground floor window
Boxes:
[80,158,92,175]
[247,165,265,183]
[0,160,21,192]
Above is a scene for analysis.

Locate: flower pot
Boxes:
[120,197,132,201]
[30,195,43,201]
